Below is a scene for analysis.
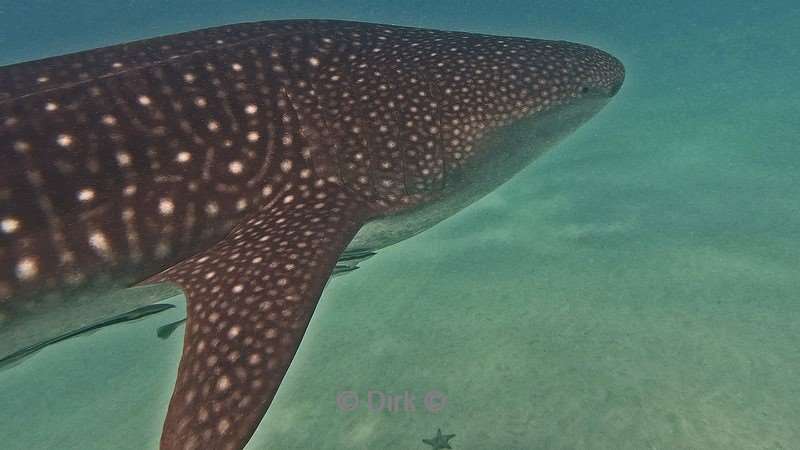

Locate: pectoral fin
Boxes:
[146,184,369,450]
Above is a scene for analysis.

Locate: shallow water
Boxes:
[0,1,798,449]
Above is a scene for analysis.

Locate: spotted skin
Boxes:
[0,20,623,450]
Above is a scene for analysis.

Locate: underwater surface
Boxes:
[0,0,798,449]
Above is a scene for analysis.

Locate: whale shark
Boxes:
[0,19,624,450]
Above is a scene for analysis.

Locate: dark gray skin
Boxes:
[0,20,623,450]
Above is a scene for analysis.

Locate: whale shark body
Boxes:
[0,20,623,449]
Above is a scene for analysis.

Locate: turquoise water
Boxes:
[1,1,799,449]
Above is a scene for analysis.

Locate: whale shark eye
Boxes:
[579,86,590,94]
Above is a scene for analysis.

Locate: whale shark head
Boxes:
[291,22,624,211]
[324,24,625,250]
[419,34,625,193]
